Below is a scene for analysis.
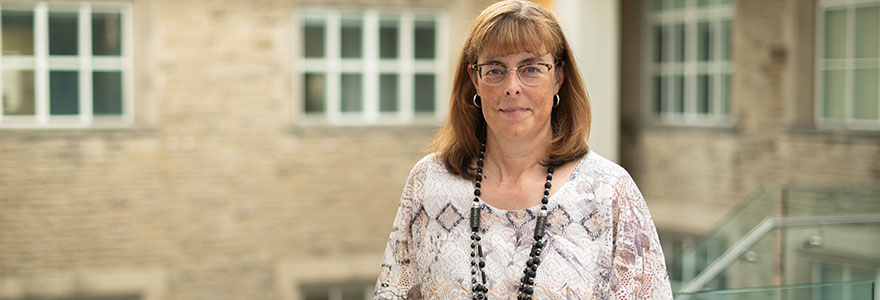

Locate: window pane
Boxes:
[824,9,848,59]
[823,69,846,119]
[303,21,325,58]
[303,73,325,113]
[379,74,398,112]
[93,12,122,56]
[414,20,435,59]
[340,73,362,112]
[673,0,685,9]
[698,74,711,114]
[674,23,685,62]
[721,73,730,114]
[673,75,685,113]
[93,71,122,115]
[819,264,844,298]
[414,74,434,112]
[379,19,399,59]
[2,9,34,55]
[340,18,362,59]
[854,6,879,59]
[698,21,713,61]
[50,71,79,115]
[2,70,35,115]
[49,12,78,55]
[853,68,879,120]
[654,25,665,63]
[721,20,732,60]
[653,75,664,114]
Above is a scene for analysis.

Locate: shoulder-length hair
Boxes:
[431,0,591,179]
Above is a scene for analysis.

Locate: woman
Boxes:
[375,1,672,299]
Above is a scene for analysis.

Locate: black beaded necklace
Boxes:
[469,142,554,300]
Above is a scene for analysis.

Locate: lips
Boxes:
[499,107,531,117]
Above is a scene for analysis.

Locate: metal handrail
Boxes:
[677,214,880,293]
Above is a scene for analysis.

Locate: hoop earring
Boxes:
[473,94,482,108]
[554,94,560,107]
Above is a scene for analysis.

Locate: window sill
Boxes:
[640,117,740,134]
[787,123,880,141]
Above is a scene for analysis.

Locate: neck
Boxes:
[483,127,552,183]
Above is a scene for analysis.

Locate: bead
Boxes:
[527,270,536,278]
[477,160,483,167]
[548,167,554,174]
[543,190,550,196]
[470,207,481,232]
[478,261,485,268]
[476,182,481,188]
[478,244,483,257]
[533,258,541,265]
[471,243,476,248]
[534,215,547,239]
[544,182,552,189]
[541,197,548,204]
[546,175,553,181]
[525,287,534,295]
[481,271,487,284]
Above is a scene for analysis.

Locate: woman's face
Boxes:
[470,51,564,140]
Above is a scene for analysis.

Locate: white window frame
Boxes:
[641,0,734,126]
[815,0,880,130]
[295,7,448,126]
[0,1,133,129]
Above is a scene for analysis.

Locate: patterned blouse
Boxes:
[375,152,673,299]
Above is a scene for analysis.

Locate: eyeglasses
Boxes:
[470,62,559,86]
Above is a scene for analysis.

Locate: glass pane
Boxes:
[697,0,713,7]
[721,73,730,114]
[93,71,122,115]
[2,9,34,55]
[673,0,685,9]
[303,21,325,58]
[654,25,665,63]
[673,75,685,113]
[652,0,665,11]
[823,69,846,119]
[853,68,879,120]
[379,19,398,59]
[854,6,879,59]
[414,20,435,59]
[674,23,685,62]
[50,71,79,115]
[414,74,434,112]
[698,21,713,61]
[303,73,325,113]
[49,12,78,55]
[340,73,362,112]
[824,9,848,59]
[2,70,35,115]
[819,264,844,298]
[379,73,398,112]
[698,74,711,114]
[722,20,732,60]
[340,18,362,59]
[92,12,122,56]
[654,75,664,114]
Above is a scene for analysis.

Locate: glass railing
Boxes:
[670,186,880,296]
[675,281,875,300]
[670,188,778,291]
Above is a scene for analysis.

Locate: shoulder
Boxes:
[406,153,456,183]
[573,151,634,184]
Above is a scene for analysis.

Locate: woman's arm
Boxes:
[374,158,427,299]
[610,173,674,300]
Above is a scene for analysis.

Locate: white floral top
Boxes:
[375,152,673,299]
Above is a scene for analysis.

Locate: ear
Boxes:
[468,64,480,94]
[554,63,566,93]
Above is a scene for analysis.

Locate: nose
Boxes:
[503,71,522,95]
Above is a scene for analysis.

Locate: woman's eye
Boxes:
[523,66,540,73]
[486,69,503,76]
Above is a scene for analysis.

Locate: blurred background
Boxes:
[0,0,878,299]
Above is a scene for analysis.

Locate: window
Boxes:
[644,0,733,124]
[298,8,447,125]
[300,280,375,300]
[0,2,132,128]
[811,261,879,300]
[817,0,880,130]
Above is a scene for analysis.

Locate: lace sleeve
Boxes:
[374,158,428,300]
[610,173,673,300]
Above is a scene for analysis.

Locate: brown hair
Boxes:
[431,0,591,178]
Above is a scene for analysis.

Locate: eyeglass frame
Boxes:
[469,61,561,86]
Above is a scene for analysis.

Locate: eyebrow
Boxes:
[480,57,547,65]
